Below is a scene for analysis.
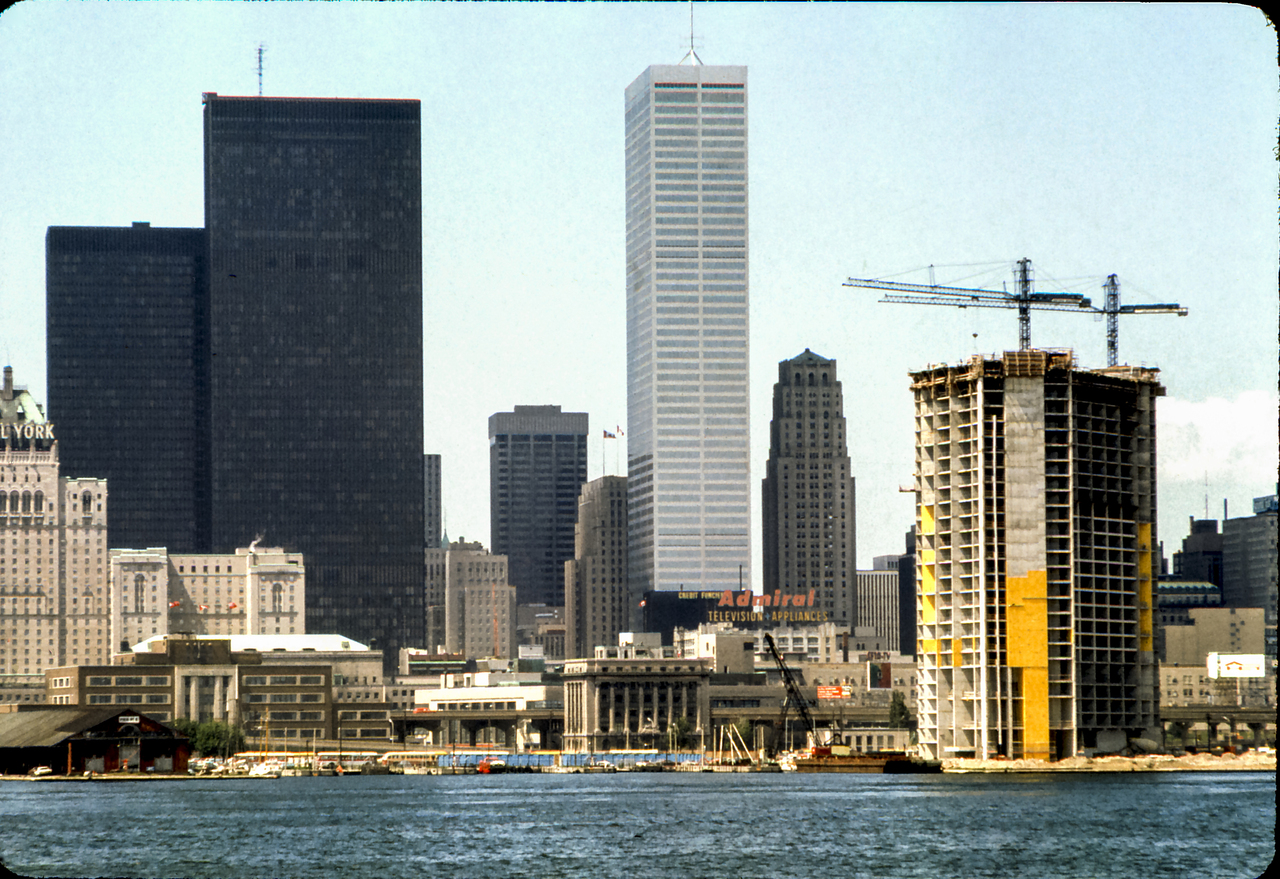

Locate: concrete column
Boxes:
[623,683,632,749]
[187,676,199,721]
[213,676,225,722]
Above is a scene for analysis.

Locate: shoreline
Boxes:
[943,751,1276,773]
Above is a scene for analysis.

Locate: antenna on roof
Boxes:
[679,1,703,65]
[257,43,266,96]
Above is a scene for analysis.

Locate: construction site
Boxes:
[910,349,1164,761]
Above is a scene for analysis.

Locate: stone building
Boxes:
[1,366,110,675]
[762,350,858,628]
[108,544,305,652]
[427,539,516,660]
[562,636,710,753]
[565,475,628,657]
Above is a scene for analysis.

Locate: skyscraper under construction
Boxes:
[912,349,1162,761]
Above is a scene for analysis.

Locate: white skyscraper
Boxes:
[624,63,750,614]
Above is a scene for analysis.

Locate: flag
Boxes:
[616,426,624,436]
[603,430,615,439]
[228,602,239,610]
[168,601,181,608]
[198,604,209,611]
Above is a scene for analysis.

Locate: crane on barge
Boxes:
[763,633,818,757]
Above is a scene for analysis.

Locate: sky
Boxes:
[1,2,1275,585]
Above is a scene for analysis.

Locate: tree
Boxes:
[668,716,695,751]
[888,691,910,729]
[172,719,245,757]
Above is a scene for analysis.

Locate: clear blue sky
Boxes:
[1,2,1275,580]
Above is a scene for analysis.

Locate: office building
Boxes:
[203,93,425,668]
[856,570,900,653]
[624,63,751,596]
[488,405,588,606]
[424,454,442,548]
[761,350,857,626]
[912,350,1163,761]
[1171,518,1223,586]
[1,367,110,675]
[564,475,629,658]
[45,224,208,554]
[1222,496,1278,659]
[427,539,516,660]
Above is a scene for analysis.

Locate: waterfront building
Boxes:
[45,223,209,555]
[1,367,110,675]
[424,454,442,549]
[911,350,1163,761]
[762,350,857,627]
[488,405,588,607]
[624,62,751,597]
[426,539,516,660]
[203,93,425,668]
[108,545,305,652]
[562,634,711,753]
[45,633,387,742]
[565,475,629,658]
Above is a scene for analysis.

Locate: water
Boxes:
[2,771,1273,879]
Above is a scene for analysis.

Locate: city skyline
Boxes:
[1,3,1275,585]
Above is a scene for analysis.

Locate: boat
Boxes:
[791,749,941,774]
[476,758,507,774]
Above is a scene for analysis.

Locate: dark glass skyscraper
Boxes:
[489,405,588,606]
[203,93,424,663]
[45,223,209,553]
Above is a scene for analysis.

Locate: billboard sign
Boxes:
[1206,653,1265,679]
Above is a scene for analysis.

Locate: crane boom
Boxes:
[845,258,1186,360]
[845,258,1090,350]
[763,633,816,756]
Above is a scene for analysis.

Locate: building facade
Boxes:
[45,223,209,555]
[427,540,516,660]
[1,367,111,676]
[762,350,857,627]
[424,454,442,549]
[912,350,1163,761]
[855,570,900,653]
[203,93,425,668]
[1221,496,1278,659]
[564,475,629,658]
[108,545,305,652]
[624,63,751,597]
[488,405,588,607]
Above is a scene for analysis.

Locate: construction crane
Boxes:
[763,633,817,757]
[1097,274,1187,366]
[844,258,1186,363]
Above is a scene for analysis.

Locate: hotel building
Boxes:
[624,63,750,597]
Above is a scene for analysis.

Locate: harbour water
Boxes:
[2,771,1274,878]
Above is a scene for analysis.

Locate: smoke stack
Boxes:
[2,366,12,401]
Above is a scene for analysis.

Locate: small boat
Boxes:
[476,758,507,774]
